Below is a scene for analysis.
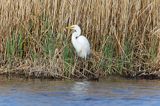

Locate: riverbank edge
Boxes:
[0,67,160,80]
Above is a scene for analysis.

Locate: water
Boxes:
[0,77,160,106]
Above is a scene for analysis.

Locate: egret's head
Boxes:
[66,25,81,33]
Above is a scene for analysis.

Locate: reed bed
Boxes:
[0,0,160,79]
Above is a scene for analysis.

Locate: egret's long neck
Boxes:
[71,28,81,49]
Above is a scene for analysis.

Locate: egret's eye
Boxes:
[72,30,76,33]
[72,29,76,33]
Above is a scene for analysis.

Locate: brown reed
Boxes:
[0,0,160,79]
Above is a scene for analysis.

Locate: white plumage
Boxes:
[66,25,90,60]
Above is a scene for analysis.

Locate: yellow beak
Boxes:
[66,25,74,29]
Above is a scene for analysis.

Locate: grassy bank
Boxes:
[0,0,160,79]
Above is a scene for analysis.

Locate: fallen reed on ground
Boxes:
[0,0,160,79]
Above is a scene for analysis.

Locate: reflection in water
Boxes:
[71,81,90,94]
[0,77,160,106]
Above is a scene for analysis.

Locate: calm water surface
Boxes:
[0,77,160,106]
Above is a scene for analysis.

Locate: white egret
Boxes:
[66,25,91,60]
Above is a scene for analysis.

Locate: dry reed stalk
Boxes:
[0,0,160,79]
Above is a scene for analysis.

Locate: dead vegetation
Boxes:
[0,0,160,79]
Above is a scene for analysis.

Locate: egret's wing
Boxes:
[77,35,90,54]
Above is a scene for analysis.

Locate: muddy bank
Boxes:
[0,64,160,80]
